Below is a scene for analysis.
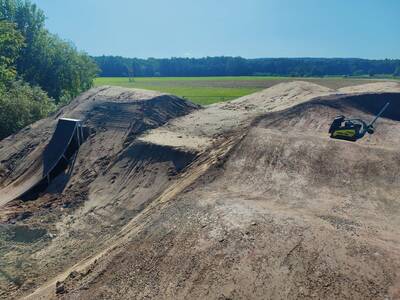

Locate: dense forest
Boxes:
[0,0,98,140]
[94,56,400,78]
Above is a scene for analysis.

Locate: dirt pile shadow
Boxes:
[339,92,400,121]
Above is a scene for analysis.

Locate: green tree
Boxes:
[0,80,55,139]
[394,66,400,77]
[0,0,99,139]
[0,18,55,140]
[0,20,24,83]
[0,0,98,103]
[94,56,400,78]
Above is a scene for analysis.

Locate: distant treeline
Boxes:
[94,56,400,78]
[0,0,98,140]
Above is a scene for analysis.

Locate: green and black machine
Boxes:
[329,102,390,142]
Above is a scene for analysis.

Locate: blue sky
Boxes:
[32,0,400,59]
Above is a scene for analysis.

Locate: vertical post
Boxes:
[76,124,81,146]
[80,123,84,143]
[368,102,390,127]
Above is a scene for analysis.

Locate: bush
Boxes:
[0,81,55,139]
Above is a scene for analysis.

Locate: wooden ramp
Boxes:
[0,118,87,206]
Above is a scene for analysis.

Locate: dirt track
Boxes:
[1,81,400,299]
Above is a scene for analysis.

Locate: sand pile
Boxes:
[1,81,400,299]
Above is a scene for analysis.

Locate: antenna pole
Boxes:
[368,102,390,127]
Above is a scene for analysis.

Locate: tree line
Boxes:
[0,0,98,140]
[94,56,400,78]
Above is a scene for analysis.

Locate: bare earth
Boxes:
[1,81,400,300]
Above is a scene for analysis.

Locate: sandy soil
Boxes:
[1,81,400,299]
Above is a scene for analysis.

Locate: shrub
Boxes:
[0,80,55,139]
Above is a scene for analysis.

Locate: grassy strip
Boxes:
[94,77,261,104]
[94,76,396,105]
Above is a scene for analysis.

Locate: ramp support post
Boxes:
[76,126,81,146]
[79,124,84,145]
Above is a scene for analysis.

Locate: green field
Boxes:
[94,76,392,105]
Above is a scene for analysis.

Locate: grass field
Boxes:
[94,76,394,105]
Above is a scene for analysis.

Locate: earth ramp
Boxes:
[0,118,87,205]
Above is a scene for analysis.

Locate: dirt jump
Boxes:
[1,81,400,299]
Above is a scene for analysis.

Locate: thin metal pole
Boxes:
[369,102,390,127]
[76,125,81,146]
[80,124,84,143]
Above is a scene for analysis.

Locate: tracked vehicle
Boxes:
[329,102,390,141]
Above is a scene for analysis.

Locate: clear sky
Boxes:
[31,0,400,59]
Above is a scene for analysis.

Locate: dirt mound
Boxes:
[1,81,400,299]
[0,86,198,206]
[138,81,335,151]
[0,86,199,298]
[51,90,400,300]
[338,81,400,93]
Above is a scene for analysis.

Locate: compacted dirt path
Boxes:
[1,81,400,299]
